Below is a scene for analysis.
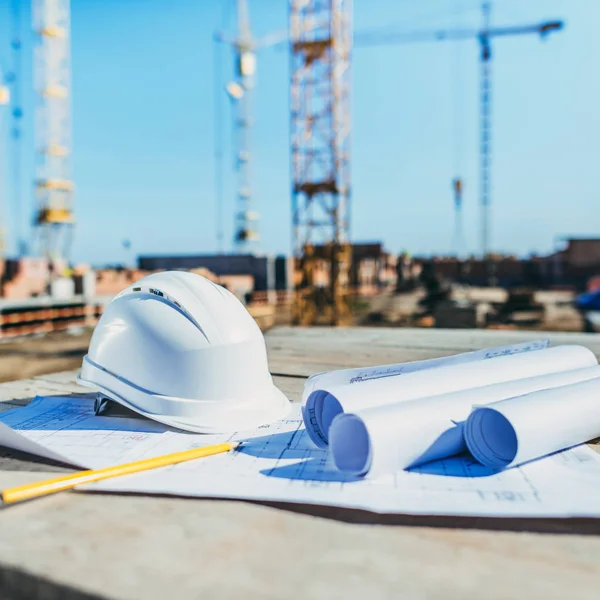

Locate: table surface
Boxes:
[1,326,600,600]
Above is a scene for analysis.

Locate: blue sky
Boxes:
[0,0,598,266]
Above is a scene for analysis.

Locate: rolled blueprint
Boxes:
[302,340,549,447]
[303,344,597,447]
[465,376,600,469]
[302,340,549,405]
[328,366,600,477]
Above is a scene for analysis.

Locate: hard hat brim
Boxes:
[78,355,291,434]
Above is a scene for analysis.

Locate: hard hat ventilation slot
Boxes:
[121,285,208,339]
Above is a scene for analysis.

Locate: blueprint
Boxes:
[2,395,600,517]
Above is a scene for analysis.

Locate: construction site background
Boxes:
[0,236,597,336]
[1,237,598,297]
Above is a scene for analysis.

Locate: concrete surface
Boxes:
[1,327,600,599]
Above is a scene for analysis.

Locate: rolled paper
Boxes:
[329,366,600,477]
[304,344,597,448]
[465,376,600,470]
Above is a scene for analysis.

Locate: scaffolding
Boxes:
[32,0,74,262]
[290,0,352,325]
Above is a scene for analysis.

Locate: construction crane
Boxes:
[32,0,74,265]
[289,2,562,324]
[8,0,25,256]
[215,0,286,255]
[0,72,10,259]
[480,1,492,277]
[355,9,563,275]
[290,0,352,326]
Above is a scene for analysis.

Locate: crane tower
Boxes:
[217,0,286,253]
[33,0,74,262]
[0,76,9,258]
[9,0,25,256]
[290,0,352,325]
[227,0,260,253]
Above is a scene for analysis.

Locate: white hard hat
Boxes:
[78,271,290,433]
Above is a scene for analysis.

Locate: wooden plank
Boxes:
[267,326,600,376]
[0,327,599,599]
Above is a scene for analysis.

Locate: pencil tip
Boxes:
[231,441,244,450]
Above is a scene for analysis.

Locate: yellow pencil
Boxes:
[1,441,241,505]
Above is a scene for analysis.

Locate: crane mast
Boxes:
[216,0,287,254]
[32,0,74,264]
[290,0,352,325]
[229,0,259,253]
[480,2,493,278]
[0,75,9,259]
[9,0,25,256]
